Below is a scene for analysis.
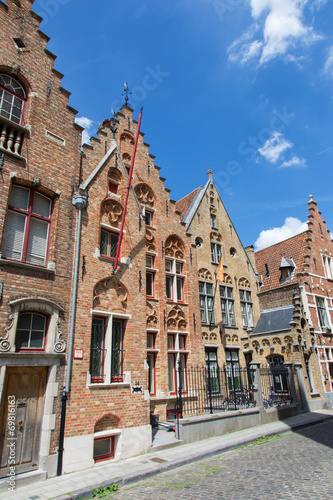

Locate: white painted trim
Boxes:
[80,141,117,190]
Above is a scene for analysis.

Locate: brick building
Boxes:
[63,106,202,473]
[176,170,261,378]
[254,195,330,406]
[0,0,82,481]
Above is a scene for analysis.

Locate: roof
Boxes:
[176,187,202,220]
[252,306,294,335]
[255,231,308,292]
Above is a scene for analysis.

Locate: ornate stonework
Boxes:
[0,314,13,352]
[134,183,155,207]
[54,320,66,353]
[223,274,233,285]
[101,199,123,226]
[210,231,222,242]
[238,277,250,288]
[93,276,128,312]
[167,306,187,331]
[146,229,156,252]
[147,302,158,329]
[198,268,213,281]
[165,235,185,259]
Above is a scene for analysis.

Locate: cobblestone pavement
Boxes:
[98,420,333,500]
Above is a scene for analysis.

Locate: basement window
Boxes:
[93,436,115,462]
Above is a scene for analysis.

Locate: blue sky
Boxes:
[33,0,333,249]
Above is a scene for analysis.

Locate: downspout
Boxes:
[57,194,87,476]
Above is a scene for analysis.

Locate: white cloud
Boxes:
[279,155,307,168]
[228,0,323,65]
[75,116,95,145]
[255,216,308,250]
[324,45,333,76]
[258,131,293,163]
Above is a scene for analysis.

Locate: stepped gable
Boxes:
[255,231,309,292]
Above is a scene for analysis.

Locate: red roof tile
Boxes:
[176,187,201,220]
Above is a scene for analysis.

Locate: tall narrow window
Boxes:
[316,297,329,329]
[220,286,235,326]
[0,74,26,125]
[211,242,221,264]
[146,255,155,298]
[166,258,185,302]
[205,348,220,393]
[240,290,254,328]
[323,255,333,279]
[90,317,106,383]
[210,213,217,229]
[199,281,214,324]
[111,320,124,382]
[225,349,241,391]
[167,332,188,394]
[2,186,52,266]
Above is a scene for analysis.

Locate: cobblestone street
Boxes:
[103,421,333,500]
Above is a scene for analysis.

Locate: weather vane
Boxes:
[122,82,132,107]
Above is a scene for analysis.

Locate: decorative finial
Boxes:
[110,116,117,139]
[122,82,132,107]
[309,194,313,202]
[207,169,213,181]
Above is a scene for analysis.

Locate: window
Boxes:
[100,229,119,259]
[145,209,153,227]
[240,290,254,328]
[167,333,188,394]
[2,186,52,266]
[15,312,47,351]
[146,255,155,297]
[147,332,157,396]
[93,436,115,462]
[211,242,221,264]
[210,213,217,229]
[166,258,184,302]
[220,286,235,326]
[225,349,241,391]
[205,348,220,393]
[323,255,333,279]
[90,317,125,384]
[108,181,118,194]
[316,297,329,329]
[199,281,214,324]
[0,74,26,125]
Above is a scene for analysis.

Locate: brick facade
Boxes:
[0,0,81,480]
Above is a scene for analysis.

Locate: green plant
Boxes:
[90,483,119,498]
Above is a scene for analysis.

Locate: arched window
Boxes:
[0,74,26,125]
[15,312,48,351]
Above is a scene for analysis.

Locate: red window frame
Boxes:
[108,181,118,194]
[15,311,48,352]
[168,353,177,395]
[93,435,115,462]
[2,186,52,266]
[0,74,27,125]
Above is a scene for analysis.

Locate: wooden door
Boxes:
[0,367,46,478]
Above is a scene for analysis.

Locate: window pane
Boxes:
[168,335,174,349]
[146,255,153,268]
[2,210,25,260]
[100,231,108,256]
[31,314,45,331]
[9,186,29,211]
[94,438,111,458]
[179,335,186,350]
[165,260,172,273]
[199,282,205,294]
[26,218,48,265]
[30,331,44,348]
[15,331,29,349]
[206,283,213,295]
[111,320,123,378]
[147,334,154,348]
[146,272,153,296]
[166,276,173,299]
[176,262,182,274]
[17,313,31,330]
[168,354,175,392]
[33,193,51,218]
[90,318,105,380]
[110,233,119,258]
[176,278,183,301]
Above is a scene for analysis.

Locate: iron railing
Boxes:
[173,362,256,418]
[260,366,292,408]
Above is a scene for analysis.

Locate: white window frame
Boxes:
[167,331,189,395]
[322,255,333,279]
[316,296,329,330]
[199,281,215,324]
[88,311,131,387]
[240,289,254,328]
[166,257,185,303]
[220,285,236,326]
[211,242,221,264]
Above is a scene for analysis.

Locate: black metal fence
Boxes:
[260,366,292,408]
[173,362,256,418]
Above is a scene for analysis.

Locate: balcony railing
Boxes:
[0,114,29,160]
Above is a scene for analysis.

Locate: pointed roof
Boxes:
[176,186,204,222]
[280,257,295,268]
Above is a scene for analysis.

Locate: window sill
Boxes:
[0,258,56,274]
[146,297,159,302]
[166,300,188,306]
[88,382,130,389]
[310,390,321,396]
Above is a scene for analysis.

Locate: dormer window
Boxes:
[280,258,295,284]
[0,74,26,125]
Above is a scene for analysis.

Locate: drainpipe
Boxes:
[57,194,87,476]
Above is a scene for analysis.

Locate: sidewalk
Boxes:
[2,409,333,500]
